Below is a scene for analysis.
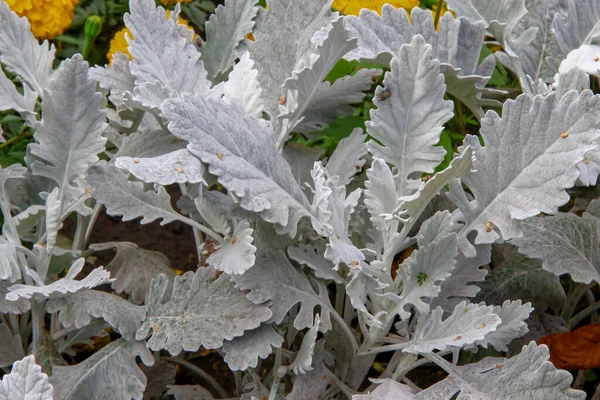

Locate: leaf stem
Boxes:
[434,0,444,30]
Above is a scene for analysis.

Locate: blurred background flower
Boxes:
[4,0,80,39]
[333,0,420,16]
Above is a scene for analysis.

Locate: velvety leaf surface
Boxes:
[0,355,53,400]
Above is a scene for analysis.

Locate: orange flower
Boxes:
[333,0,420,16]
[4,0,80,40]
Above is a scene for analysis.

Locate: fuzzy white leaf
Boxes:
[404,301,501,354]
[207,219,256,275]
[29,55,107,214]
[116,149,206,186]
[201,0,259,82]
[325,128,367,186]
[415,342,585,399]
[6,258,111,301]
[289,314,321,375]
[50,339,153,400]
[247,0,335,121]
[558,44,600,80]
[0,281,29,314]
[0,355,53,400]
[0,68,35,113]
[553,0,600,57]
[283,143,324,189]
[0,1,54,95]
[137,269,272,355]
[88,163,180,225]
[288,244,343,284]
[0,323,24,368]
[364,158,399,231]
[278,17,357,143]
[367,36,453,198]
[89,242,174,305]
[233,249,334,332]
[162,95,316,237]
[0,238,21,283]
[222,52,264,117]
[222,324,283,371]
[46,289,146,340]
[512,212,600,284]
[89,52,136,109]
[116,128,187,159]
[125,0,210,104]
[474,300,533,352]
[448,91,600,257]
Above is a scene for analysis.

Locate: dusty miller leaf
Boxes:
[222,52,264,117]
[46,289,146,340]
[233,249,334,331]
[206,219,256,275]
[0,355,53,400]
[0,1,54,95]
[403,301,501,354]
[162,95,316,237]
[288,244,344,284]
[352,379,415,400]
[367,35,453,198]
[414,342,585,399]
[201,0,259,82]
[137,268,272,355]
[447,91,600,257]
[222,324,283,371]
[0,281,29,314]
[50,339,153,400]
[512,212,600,284]
[473,300,533,352]
[0,323,24,368]
[553,0,600,58]
[29,55,107,214]
[247,0,335,121]
[289,314,321,375]
[0,67,36,113]
[325,128,367,187]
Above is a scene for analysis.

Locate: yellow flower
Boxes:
[4,0,79,40]
[333,0,420,16]
[107,11,196,65]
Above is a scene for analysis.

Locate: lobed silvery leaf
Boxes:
[289,314,320,375]
[403,301,501,354]
[288,244,344,284]
[89,52,136,109]
[89,242,174,305]
[352,379,415,400]
[473,300,533,352]
[88,163,180,226]
[325,128,367,186]
[222,324,283,371]
[283,143,324,189]
[364,158,399,231]
[46,289,146,340]
[475,252,566,313]
[385,212,458,320]
[233,249,334,332]
[43,187,60,252]
[286,341,334,400]
[56,320,109,356]
[13,205,45,242]
[344,6,501,119]
[0,355,53,400]
[0,281,29,314]
[414,342,585,399]
[0,239,21,283]
[125,0,210,106]
[201,0,258,83]
[447,91,600,257]
[512,212,600,284]
[222,52,264,117]
[367,35,453,198]
[0,67,36,113]
[430,243,490,313]
[137,268,272,355]
[115,128,187,159]
[162,94,316,237]
[6,258,111,301]
[0,1,54,95]
[247,0,335,122]
[0,323,24,368]
[277,17,358,145]
[206,219,256,275]
[141,360,176,400]
[553,0,600,59]
[294,69,379,135]
[115,149,207,186]
[555,68,591,99]
[194,195,231,237]
[28,55,107,215]
[50,338,153,400]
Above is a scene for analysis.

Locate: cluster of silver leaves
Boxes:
[0,0,599,398]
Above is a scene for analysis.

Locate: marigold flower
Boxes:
[333,0,420,16]
[107,10,196,65]
[4,0,79,40]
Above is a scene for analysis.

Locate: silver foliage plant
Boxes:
[0,0,599,398]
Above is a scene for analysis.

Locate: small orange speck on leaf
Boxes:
[231,236,238,244]
[477,322,486,329]
[278,95,287,105]
[455,335,462,341]
[485,221,493,232]
[561,131,569,139]
[175,167,183,173]
[133,159,140,164]
[216,152,224,160]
